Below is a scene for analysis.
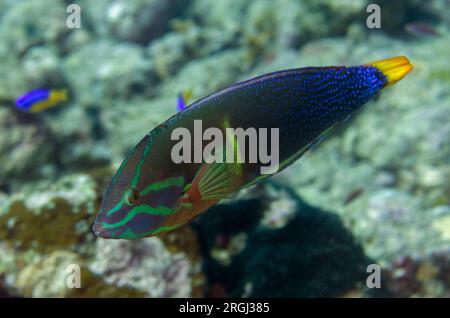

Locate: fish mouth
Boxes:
[367,56,413,86]
[92,222,115,239]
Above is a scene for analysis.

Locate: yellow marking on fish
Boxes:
[29,89,68,113]
[367,56,413,86]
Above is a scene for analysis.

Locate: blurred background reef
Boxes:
[0,0,450,297]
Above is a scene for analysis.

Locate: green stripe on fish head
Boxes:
[93,133,186,239]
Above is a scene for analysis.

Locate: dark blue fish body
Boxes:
[93,56,413,239]
[209,66,385,165]
[169,65,389,181]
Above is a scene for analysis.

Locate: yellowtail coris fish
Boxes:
[15,88,68,113]
[93,56,413,239]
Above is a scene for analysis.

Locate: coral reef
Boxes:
[0,174,97,252]
[90,238,193,297]
[193,183,371,297]
[380,249,450,297]
[0,108,55,185]
[0,0,449,297]
[0,0,68,56]
[63,40,154,105]
[81,0,183,44]
[0,173,204,297]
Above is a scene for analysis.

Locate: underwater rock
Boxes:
[147,33,191,80]
[58,139,112,171]
[0,172,204,297]
[188,0,249,50]
[0,54,24,103]
[100,96,176,158]
[351,86,450,173]
[193,182,371,297]
[0,99,108,188]
[145,26,227,81]
[349,191,450,261]
[0,108,55,186]
[82,0,182,44]
[15,250,83,297]
[0,174,98,252]
[89,237,197,297]
[5,247,150,298]
[428,0,450,26]
[160,49,250,101]
[379,247,450,297]
[0,173,101,298]
[0,0,68,56]
[21,47,66,89]
[376,0,443,35]
[190,0,370,52]
[259,185,298,229]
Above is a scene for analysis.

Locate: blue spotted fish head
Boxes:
[93,135,186,239]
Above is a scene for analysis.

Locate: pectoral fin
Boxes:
[194,161,242,201]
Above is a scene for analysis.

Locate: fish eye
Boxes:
[124,188,141,206]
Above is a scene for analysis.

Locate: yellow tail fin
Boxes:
[367,56,413,86]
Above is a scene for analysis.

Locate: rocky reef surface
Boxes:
[0,0,449,297]
[0,172,205,297]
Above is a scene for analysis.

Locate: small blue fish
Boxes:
[177,90,193,112]
[15,89,68,113]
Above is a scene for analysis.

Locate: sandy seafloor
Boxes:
[0,0,449,297]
